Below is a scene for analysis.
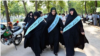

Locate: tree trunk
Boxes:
[85,1,87,13]
[95,0,97,7]
[53,1,56,8]
[47,1,49,13]
[68,0,71,12]
[4,1,10,23]
[3,12,4,17]
[35,0,37,12]
[95,0,97,12]
[45,1,50,13]
[22,1,28,16]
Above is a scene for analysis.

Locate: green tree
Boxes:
[31,1,44,11]
[66,1,100,14]
[1,1,5,17]
[45,1,51,13]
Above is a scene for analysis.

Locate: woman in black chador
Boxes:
[63,8,89,56]
[46,7,64,56]
[24,12,47,56]
[24,12,33,24]
[24,12,34,34]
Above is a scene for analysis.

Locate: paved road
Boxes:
[1,23,100,56]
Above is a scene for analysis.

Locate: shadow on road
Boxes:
[1,39,87,56]
[75,51,87,56]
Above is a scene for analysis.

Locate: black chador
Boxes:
[24,12,34,35]
[63,8,89,56]
[45,7,64,55]
[24,12,47,56]
[24,12,33,24]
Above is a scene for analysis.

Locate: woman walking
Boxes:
[24,12,47,56]
[63,8,89,56]
[45,7,64,56]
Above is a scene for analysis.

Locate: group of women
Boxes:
[24,7,89,56]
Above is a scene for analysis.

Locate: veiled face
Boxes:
[30,13,33,16]
[41,14,43,16]
[34,16,37,19]
[30,13,33,18]
[70,11,74,15]
[62,15,64,17]
[52,10,56,15]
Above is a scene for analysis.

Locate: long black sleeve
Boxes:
[78,20,84,32]
[59,18,64,31]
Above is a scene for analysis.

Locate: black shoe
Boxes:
[36,54,40,56]
[54,53,58,56]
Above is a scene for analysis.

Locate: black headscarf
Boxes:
[46,7,58,29]
[26,12,40,29]
[26,13,29,18]
[29,12,33,15]
[24,11,33,23]
[38,11,42,15]
[33,12,40,19]
[69,8,78,18]
[65,8,78,26]
[47,7,57,19]
[24,13,29,23]
[29,12,34,18]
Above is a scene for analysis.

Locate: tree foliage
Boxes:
[68,1,100,14]
[1,1,100,17]
[30,0,67,13]
[1,1,6,16]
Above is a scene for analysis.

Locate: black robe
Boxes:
[63,8,89,56]
[24,16,30,24]
[45,13,64,53]
[24,17,32,35]
[24,18,47,55]
[24,12,33,24]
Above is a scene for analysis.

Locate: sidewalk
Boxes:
[1,23,100,56]
[83,23,100,56]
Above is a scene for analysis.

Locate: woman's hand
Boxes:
[60,31,63,34]
[81,32,85,35]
